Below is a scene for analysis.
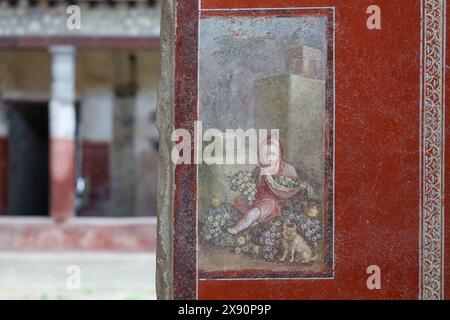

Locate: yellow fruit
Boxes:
[235,235,246,246]
[306,205,319,218]
[210,198,221,208]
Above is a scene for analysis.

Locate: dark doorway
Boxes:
[8,102,49,215]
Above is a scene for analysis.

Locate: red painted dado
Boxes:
[50,138,75,222]
[170,0,446,300]
[79,141,111,216]
[0,217,156,252]
[0,137,7,214]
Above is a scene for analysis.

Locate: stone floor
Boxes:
[0,252,156,300]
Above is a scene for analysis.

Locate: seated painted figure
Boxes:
[227,134,312,235]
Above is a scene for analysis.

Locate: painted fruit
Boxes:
[210,198,221,208]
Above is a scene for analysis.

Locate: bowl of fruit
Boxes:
[264,173,301,199]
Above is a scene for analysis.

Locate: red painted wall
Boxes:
[172,0,431,299]
[79,141,111,216]
[50,138,75,221]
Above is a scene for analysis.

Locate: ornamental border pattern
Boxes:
[421,0,446,300]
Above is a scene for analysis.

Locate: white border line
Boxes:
[419,0,424,300]
[196,0,202,301]
[201,7,336,11]
[332,7,336,280]
[172,0,178,300]
[196,6,336,286]
[198,276,334,281]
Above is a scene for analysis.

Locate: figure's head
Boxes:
[259,134,282,169]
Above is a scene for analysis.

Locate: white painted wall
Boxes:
[81,90,114,143]
[49,46,76,140]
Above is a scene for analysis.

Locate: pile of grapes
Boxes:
[282,199,323,246]
[200,202,262,257]
[201,197,323,262]
[232,231,260,257]
[200,203,239,247]
[298,215,322,244]
[227,170,257,206]
[257,219,283,260]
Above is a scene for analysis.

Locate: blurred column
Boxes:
[49,45,76,222]
[112,53,137,216]
[0,100,8,215]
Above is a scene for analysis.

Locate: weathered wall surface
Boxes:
[155,0,175,300]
